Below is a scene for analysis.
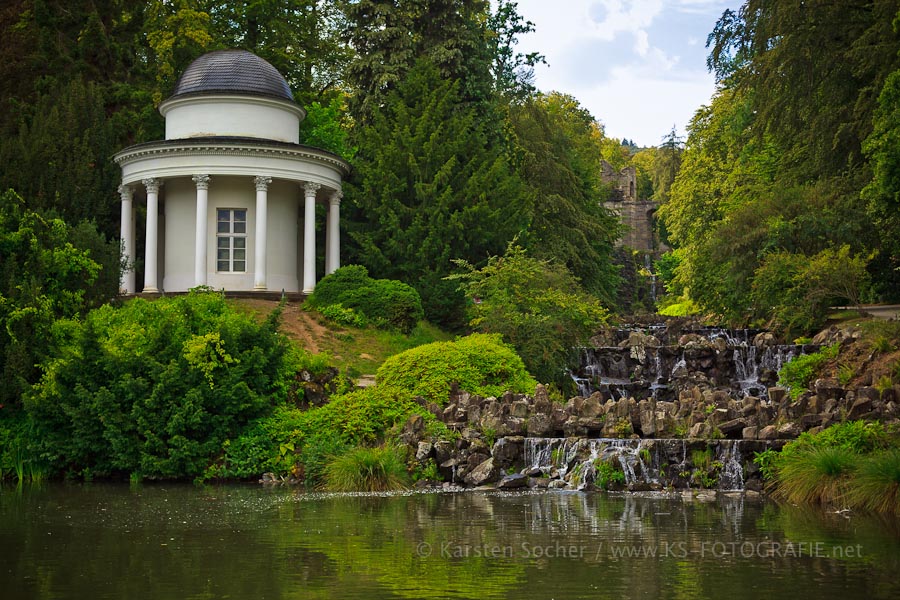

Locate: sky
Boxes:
[512,0,742,147]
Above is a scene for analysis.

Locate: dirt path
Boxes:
[231,299,329,353]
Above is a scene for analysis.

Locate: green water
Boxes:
[1,484,898,599]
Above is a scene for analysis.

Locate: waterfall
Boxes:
[574,324,813,401]
[523,437,751,491]
[524,438,662,489]
[716,440,744,491]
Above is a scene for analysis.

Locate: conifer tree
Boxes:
[345,59,528,326]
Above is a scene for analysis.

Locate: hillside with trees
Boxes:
[656,0,900,335]
[3,1,900,486]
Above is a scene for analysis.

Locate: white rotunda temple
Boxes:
[114,49,349,295]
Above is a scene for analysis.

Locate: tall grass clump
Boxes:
[760,421,900,512]
[772,446,858,505]
[323,445,409,492]
[844,449,900,514]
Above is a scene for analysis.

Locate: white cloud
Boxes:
[511,0,740,146]
[588,0,664,40]
[578,67,714,145]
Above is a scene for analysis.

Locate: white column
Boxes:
[119,184,135,294]
[192,174,210,287]
[254,176,272,290]
[302,182,321,293]
[142,178,161,293]
[325,189,342,275]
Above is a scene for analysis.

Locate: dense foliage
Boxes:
[450,242,609,387]
[344,58,528,326]
[0,190,118,406]
[25,291,299,479]
[306,265,424,333]
[657,0,900,333]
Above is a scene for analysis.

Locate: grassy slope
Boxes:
[229,299,454,379]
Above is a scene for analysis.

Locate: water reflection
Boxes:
[1,484,898,599]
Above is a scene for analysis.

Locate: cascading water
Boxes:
[716,440,744,491]
[524,437,756,491]
[643,253,657,303]
[574,324,813,402]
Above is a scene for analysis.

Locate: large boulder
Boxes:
[497,473,529,489]
[527,412,553,436]
[465,457,498,486]
[492,437,523,470]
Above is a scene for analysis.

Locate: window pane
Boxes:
[217,260,229,271]
[217,222,230,233]
[233,249,245,260]
[217,249,230,260]
[234,237,245,249]
[233,260,245,272]
[234,210,246,222]
[217,237,229,248]
[217,209,229,221]
[233,222,246,234]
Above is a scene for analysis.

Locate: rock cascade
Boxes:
[574,326,811,401]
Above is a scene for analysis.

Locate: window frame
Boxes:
[216,208,247,273]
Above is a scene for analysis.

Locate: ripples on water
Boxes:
[1,483,899,599]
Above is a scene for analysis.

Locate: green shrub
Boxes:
[449,242,609,388]
[413,459,442,482]
[307,265,425,333]
[593,459,626,490]
[789,420,887,455]
[208,385,435,485]
[339,278,424,333]
[837,363,855,386]
[323,445,409,491]
[376,333,537,404]
[753,448,779,481]
[777,344,839,400]
[306,265,372,308]
[25,290,299,479]
[319,303,367,328]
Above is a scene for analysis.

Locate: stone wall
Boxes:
[600,160,663,253]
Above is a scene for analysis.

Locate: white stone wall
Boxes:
[160,95,302,144]
[265,179,301,292]
[161,177,195,292]
[161,175,302,292]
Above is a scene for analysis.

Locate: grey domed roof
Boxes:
[170,50,294,102]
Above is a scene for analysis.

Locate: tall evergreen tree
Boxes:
[345,59,528,326]
[339,0,416,124]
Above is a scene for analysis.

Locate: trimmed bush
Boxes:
[307,265,424,333]
[376,333,537,404]
[339,279,424,333]
[306,265,372,308]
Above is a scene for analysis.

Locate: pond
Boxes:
[2,484,899,599]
